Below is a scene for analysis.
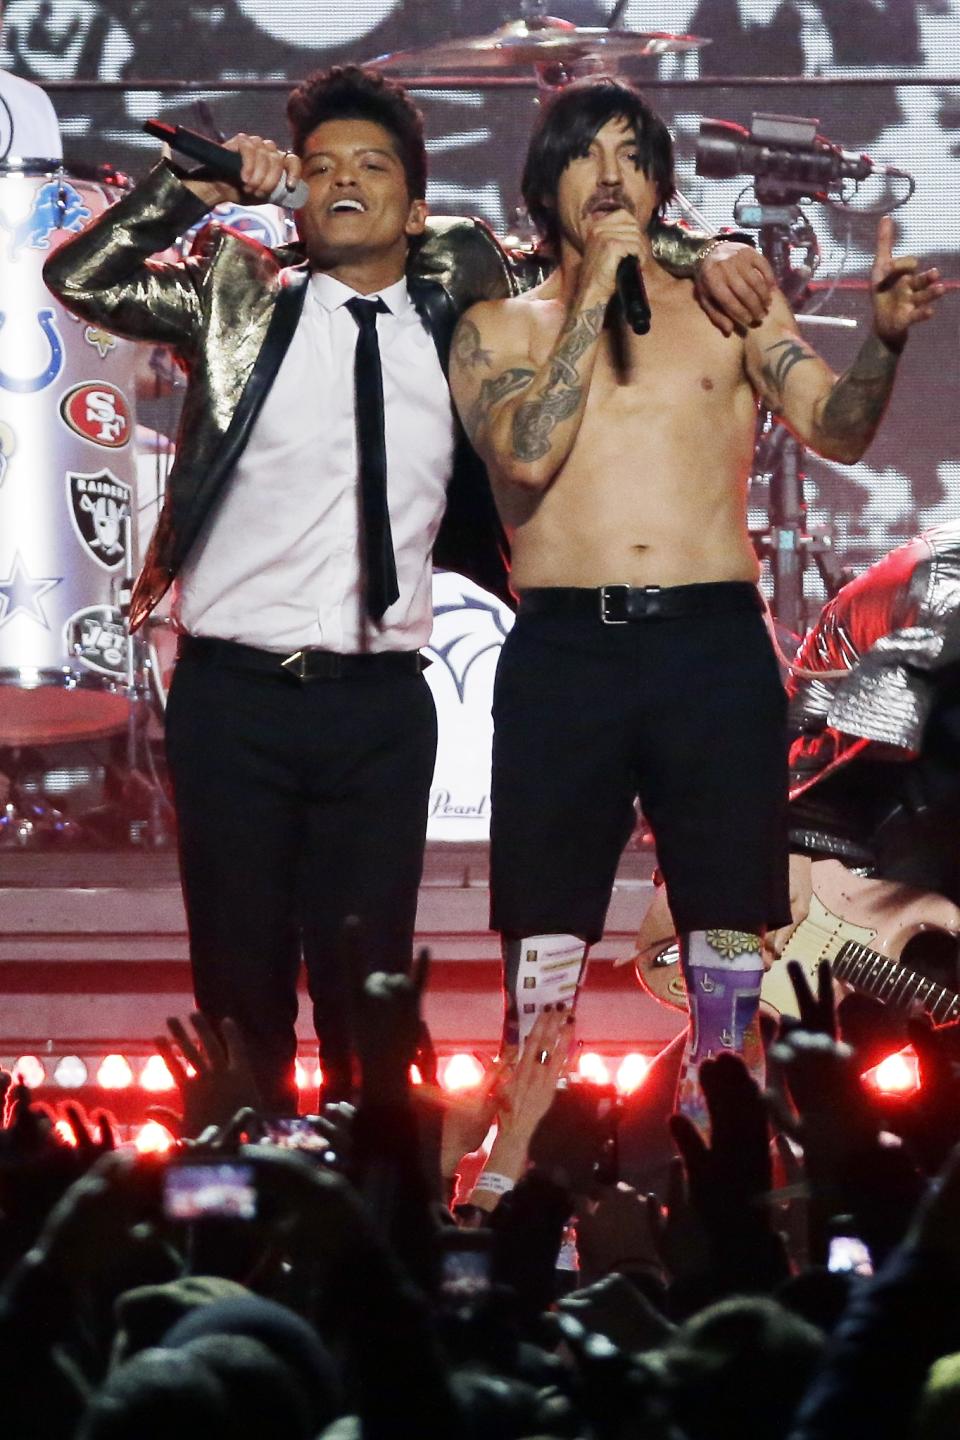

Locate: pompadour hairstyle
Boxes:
[521,76,676,250]
[287,65,427,200]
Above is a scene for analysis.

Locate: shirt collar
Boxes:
[309,271,410,317]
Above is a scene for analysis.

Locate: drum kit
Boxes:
[0,9,852,847]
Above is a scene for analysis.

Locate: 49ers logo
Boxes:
[60,382,130,448]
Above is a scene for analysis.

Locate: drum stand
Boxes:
[0,522,173,849]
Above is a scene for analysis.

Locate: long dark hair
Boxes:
[521,77,676,250]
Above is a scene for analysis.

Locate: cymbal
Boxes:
[365,16,708,75]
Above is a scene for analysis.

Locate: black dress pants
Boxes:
[165,644,437,1113]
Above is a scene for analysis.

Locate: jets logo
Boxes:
[64,604,127,675]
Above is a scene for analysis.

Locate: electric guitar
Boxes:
[632,859,960,1022]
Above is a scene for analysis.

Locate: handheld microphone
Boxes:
[143,119,309,209]
[616,255,651,336]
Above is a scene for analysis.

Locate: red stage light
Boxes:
[97,1054,134,1090]
[134,1120,176,1154]
[616,1052,652,1094]
[442,1054,485,1092]
[14,1055,46,1089]
[862,1046,921,1096]
[139,1056,176,1092]
[409,1064,423,1085]
[577,1052,611,1086]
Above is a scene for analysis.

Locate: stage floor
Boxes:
[0,842,684,1065]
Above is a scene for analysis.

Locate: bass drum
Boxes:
[0,162,140,746]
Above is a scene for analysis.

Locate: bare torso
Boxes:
[497,265,761,589]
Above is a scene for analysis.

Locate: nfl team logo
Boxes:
[66,469,132,570]
[60,383,131,448]
[64,604,127,675]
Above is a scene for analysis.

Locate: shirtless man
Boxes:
[449,77,943,1124]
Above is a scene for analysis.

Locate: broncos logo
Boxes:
[3,180,91,259]
[425,589,511,703]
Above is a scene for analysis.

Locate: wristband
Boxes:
[470,1171,516,1198]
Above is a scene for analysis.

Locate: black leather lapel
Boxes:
[408,276,457,375]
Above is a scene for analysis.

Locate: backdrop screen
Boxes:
[3,0,959,611]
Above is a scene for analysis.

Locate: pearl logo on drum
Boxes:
[60,383,131,448]
[66,469,132,571]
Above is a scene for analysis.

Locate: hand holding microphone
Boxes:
[144,120,308,209]
[580,204,651,336]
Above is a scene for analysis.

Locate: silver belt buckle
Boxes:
[280,649,308,680]
[599,585,630,624]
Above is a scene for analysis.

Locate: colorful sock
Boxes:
[676,928,765,1134]
[501,933,588,1052]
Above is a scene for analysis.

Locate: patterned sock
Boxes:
[676,928,765,1134]
[501,933,588,1053]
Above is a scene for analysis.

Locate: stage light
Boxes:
[442,1054,485,1092]
[313,1064,324,1089]
[139,1055,176,1092]
[578,1052,611,1086]
[409,1064,423,1085]
[616,1052,652,1094]
[54,1118,78,1147]
[862,1046,920,1096]
[14,1055,45,1088]
[53,1055,88,1088]
[134,1120,175,1154]
[97,1054,134,1089]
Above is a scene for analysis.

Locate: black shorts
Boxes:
[490,583,790,942]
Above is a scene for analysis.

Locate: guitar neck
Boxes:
[834,940,960,1022]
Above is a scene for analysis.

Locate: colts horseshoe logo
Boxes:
[0,308,65,393]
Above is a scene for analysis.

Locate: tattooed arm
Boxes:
[744,216,944,464]
[449,294,607,499]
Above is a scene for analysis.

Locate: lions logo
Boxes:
[66,469,132,570]
[3,180,91,259]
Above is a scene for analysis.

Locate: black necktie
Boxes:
[345,295,399,622]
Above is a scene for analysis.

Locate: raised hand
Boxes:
[181,132,301,209]
[871,215,945,349]
[781,957,839,1041]
[695,240,776,335]
[152,1012,261,1139]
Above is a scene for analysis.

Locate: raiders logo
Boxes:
[66,469,132,570]
[60,383,130,448]
[64,604,127,676]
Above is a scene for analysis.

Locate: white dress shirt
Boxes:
[0,69,62,162]
[175,271,455,654]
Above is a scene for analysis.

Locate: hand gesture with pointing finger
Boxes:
[871,215,945,349]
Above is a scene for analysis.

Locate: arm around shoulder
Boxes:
[449,300,538,485]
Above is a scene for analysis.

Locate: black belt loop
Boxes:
[177,635,427,681]
[519,582,762,623]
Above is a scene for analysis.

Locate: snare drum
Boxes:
[0,162,140,745]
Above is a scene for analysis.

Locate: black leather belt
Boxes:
[517,582,762,624]
[178,634,428,681]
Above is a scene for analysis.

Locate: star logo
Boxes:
[0,553,62,629]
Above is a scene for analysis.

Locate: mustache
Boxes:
[583,190,635,217]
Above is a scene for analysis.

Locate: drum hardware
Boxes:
[364,5,707,84]
[695,112,915,631]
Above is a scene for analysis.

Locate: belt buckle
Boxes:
[280,649,308,681]
[599,585,630,625]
